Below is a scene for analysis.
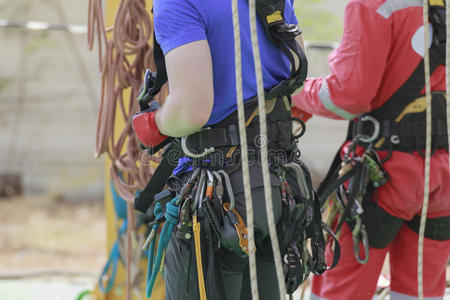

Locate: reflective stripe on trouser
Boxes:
[310,290,445,300]
[310,224,450,300]
[390,291,443,300]
[310,293,329,300]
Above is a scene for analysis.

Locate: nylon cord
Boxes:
[248,0,286,298]
[230,0,259,299]
[418,1,432,299]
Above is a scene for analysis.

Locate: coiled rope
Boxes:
[88,0,166,202]
[248,0,287,299]
[88,1,166,299]
[230,0,259,299]
[418,1,432,299]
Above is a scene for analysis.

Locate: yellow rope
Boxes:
[230,0,259,299]
[418,1,432,299]
[193,215,207,300]
[247,1,286,298]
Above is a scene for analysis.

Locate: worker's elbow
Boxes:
[186,95,213,127]
[176,97,212,134]
[182,113,209,131]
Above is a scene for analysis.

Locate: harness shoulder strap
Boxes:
[253,0,308,97]
[137,33,167,110]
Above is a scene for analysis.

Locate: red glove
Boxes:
[292,106,312,122]
[132,102,168,148]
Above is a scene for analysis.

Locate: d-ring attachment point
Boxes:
[359,115,380,143]
[181,128,215,158]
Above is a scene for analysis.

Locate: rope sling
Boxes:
[418,1,432,299]
[230,0,260,299]
[231,0,292,298]
[248,0,287,297]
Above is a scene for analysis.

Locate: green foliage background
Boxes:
[294,0,343,42]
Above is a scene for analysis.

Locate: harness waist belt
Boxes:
[351,117,448,152]
[350,93,448,152]
[185,120,293,154]
[406,215,450,241]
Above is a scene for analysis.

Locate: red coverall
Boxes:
[293,0,450,299]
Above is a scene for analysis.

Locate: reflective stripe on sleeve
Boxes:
[318,79,358,120]
[376,0,422,19]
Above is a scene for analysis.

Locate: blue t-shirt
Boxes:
[154,0,298,125]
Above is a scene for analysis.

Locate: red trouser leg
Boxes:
[311,223,388,300]
[389,224,450,299]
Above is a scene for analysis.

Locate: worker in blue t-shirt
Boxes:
[132,0,313,299]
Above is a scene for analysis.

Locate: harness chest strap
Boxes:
[351,4,448,153]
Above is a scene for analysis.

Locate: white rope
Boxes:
[446,0,450,170]
[418,1,432,299]
[231,0,259,299]
[248,1,286,298]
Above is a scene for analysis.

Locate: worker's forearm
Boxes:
[155,94,208,137]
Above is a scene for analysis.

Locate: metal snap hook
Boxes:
[359,116,380,144]
[181,128,215,158]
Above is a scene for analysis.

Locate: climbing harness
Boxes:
[318,0,449,276]
[418,0,435,298]
[133,0,340,299]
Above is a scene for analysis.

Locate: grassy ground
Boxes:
[0,196,106,275]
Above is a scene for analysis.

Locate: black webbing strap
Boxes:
[319,167,357,207]
[311,193,341,274]
[134,143,181,215]
[322,222,341,270]
[317,144,358,207]
[333,162,363,235]
[185,120,293,152]
[150,36,168,99]
[139,26,168,110]
[252,0,308,98]
[406,215,450,241]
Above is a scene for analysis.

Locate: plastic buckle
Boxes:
[228,124,239,146]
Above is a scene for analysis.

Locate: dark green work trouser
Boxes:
[164,165,283,300]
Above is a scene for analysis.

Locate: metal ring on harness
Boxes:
[181,128,215,158]
[359,116,380,144]
[291,117,306,140]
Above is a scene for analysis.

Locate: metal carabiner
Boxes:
[218,170,236,211]
[359,115,380,144]
[193,169,206,210]
[176,167,201,205]
[352,219,369,264]
[282,162,310,200]
[181,128,215,158]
